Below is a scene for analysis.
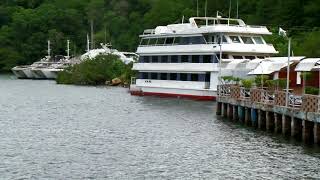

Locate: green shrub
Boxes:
[305,87,319,95]
[241,79,254,89]
[254,75,269,87]
[56,54,135,85]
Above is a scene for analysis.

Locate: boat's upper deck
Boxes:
[141,17,271,38]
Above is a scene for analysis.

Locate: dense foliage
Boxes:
[1,0,320,72]
[56,54,134,85]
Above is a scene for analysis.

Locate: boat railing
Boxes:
[143,29,155,35]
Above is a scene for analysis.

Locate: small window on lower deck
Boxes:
[192,55,200,63]
[181,55,189,63]
[161,56,168,63]
[160,73,167,80]
[191,74,199,81]
[257,56,265,59]
[151,73,158,79]
[170,73,177,80]
[180,73,188,81]
[203,55,212,63]
[171,55,178,63]
[143,56,150,63]
[151,56,158,63]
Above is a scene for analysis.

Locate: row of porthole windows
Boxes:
[139,55,218,63]
[138,72,211,82]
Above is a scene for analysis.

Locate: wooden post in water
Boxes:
[274,113,282,133]
[291,117,302,140]
[314,122,320,145]
[282,115,291,136]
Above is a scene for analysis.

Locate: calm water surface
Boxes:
[0,74,320,179]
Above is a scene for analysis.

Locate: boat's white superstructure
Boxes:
[130,15,278,100]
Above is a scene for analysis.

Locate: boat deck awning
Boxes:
[295,58,320,71]
[248,56,305,75]
[225,59,249,70]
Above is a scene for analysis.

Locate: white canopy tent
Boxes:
[248,56,305,75]
[295,58,320,72]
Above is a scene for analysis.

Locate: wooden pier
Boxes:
[216,85,320,145]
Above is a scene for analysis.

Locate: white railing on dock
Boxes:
[289,95,302,108]
[261,90,275,104]
[218,85,231,97]
[240,88,250,99]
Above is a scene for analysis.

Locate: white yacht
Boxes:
[130,15,278,100]
[12,41,54,79]
[81,43,138,64]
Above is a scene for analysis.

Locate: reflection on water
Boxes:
[0,74,319,179]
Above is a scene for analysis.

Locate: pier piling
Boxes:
[291,117,302,140]
[274,113,282,133]
[303,120,314,144]
[232,105,238,122]
[245,107,252,126]
[282,115,291,136]
[266,111,275,132]
[216,102,222,115]
[314,123,320,145]
[258,110,266,130]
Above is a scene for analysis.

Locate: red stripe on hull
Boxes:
[130,90,216,101]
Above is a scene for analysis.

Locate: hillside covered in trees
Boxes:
[0,0,319,72]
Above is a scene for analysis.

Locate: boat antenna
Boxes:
[197,0,199,17]
[66,40,70,59]
[236,0,239,19]
[86,33,90,52]
[47,40,51,57]
[182,16,185,24]
[205,0,207,17]
[90,19,94,49]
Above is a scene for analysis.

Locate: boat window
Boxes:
[171,55,178,63]
[230,36,241,43]
[173,37,180,45]
[181,55,189,63]
[245,56,256,60]
[205,73,211,82]
[195,19,207,27]
[208,20,215,25]
[222,54,229,59]
[217,35,228,44]
[233,56,244,59]
[190,36,206,44]
[253,37,264,44]
[160,73,167,80]
[157,38,165,45]
[257,56,265,59]
[204,34,215,44]
[180,73,188,81]
[151,73,158,79]
[143,56,150,63]
[161,56,168,63]
[148,38,157,46]
[203,55,212,63]
[151,56,159,63]
[140,38,149,46]
[165,37,174,45]
[142,72,149,79]
[192,55,200,63]
[170,73,177,80]
[191,74,199,81]
[241,37,254,44]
